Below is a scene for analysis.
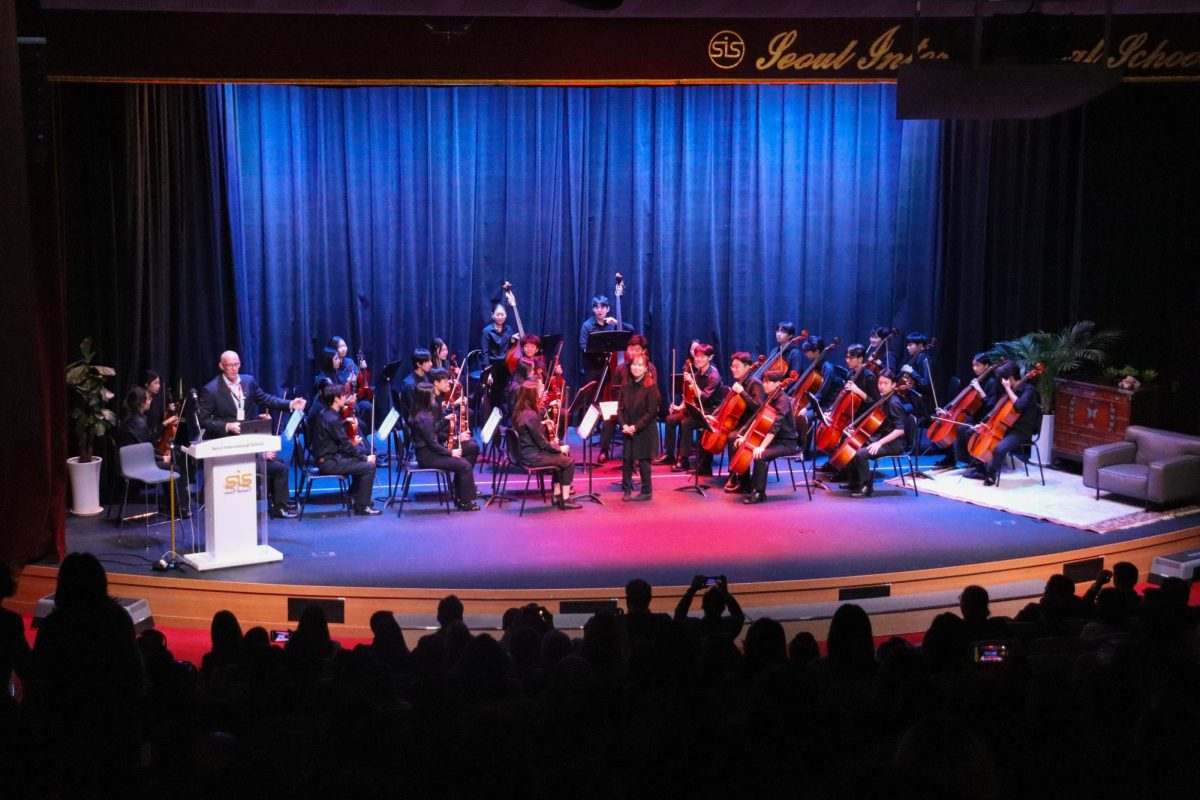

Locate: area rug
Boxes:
[886,466,1200,533]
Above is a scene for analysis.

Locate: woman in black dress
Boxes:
[617,354,660,501]
[408,383,480,511]
[512,380,580,510]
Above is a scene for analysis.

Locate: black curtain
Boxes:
[935,83,1200,433]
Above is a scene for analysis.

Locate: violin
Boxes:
[701,354,767,455]
[966,363,1044,465]
[926,357,1005,449]
[813,355,882,454]
[789,337,842,415]
[826,380,911,471]
[355,349,374,402]
[156,387,181,458]
[728,370,798,475]
[340,380,359,442]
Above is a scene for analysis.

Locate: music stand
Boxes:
[378,360,405,502]
[569,383,604,506]
[539,333,563,360]
[585,330,633,407]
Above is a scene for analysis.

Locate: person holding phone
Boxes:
[673,574,745,640]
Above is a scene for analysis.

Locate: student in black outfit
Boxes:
[117,386,188,513]
[718,352,767,494]
[816,343,880,477]
[867,326,898,373]
[617,354,661,501]
[966,361,1041,486]
[841,368,907,498]
[578,293,631,391]
[801,335,842,413]
[512,380,581,510]
[328,336,373,432]
[138,369,177,441]
[408,382,480,511]
[770,321,806,393]
[397,348,433,422]
[734,369,800,505]
[654,343,722,474]
[901,332,934,421]
[597,334,657,463]
[429,368,480,468]
[934,351,1002,469]
[480,303,517,417]
[310,384,381,515]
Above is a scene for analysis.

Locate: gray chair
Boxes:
[117,443,182,544]
[1083,425,1200,508]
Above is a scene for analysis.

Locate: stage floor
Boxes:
[55,457,1196,592]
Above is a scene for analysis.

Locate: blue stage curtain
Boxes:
[209,84,940,387]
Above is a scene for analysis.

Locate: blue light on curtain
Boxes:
[208,84,940,388]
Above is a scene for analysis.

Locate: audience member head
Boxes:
[437,594,465,629]
[788,631,820,666]
[743,617,786,671]
[826,603,875,677]
[959,585,990,621]
[210,610,243,655]
[625,578,652,614]
[893,716,998,800]
[701,584,728,619]
[1112,561,1138,591]
[921,613,971,674]
[54,551,109,612]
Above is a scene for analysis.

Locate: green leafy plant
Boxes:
[1102,365,1158,386]
[66,338,117,462]
[995,321,1121,409]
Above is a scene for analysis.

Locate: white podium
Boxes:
[181,434,284,571]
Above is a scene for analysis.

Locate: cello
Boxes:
[753,330,808,381]
[789,337,842,415]
[501,281,526,375]
[825,377,912,471]
[967,363,1044,465]
[700,354,766,454]
[925,357,1005,448]
[813,354,882,454]
[728,370,798,476]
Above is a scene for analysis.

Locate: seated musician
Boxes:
[801,335,842,414]
[733,369,800,505]
[310,385,381,515]
[197,350,306,519]
[408,382,480,512]
[506,357,538,419]
[512,379,581,510]
[117,386,188,513]
[719,352,767,494]
[328,335,373,433]
[139,369,177,439]
[900,332,933,420]
[430,337,452,371]
[311,347,341,404]
[965,362,1040,486]
[429,368,480,467]
[397,348,433,422]
[597,334,657,464]
[654,343,722,474]
[867,326,898,372]
[816,344,879,478]
[773,321,805,392]
[479,302,517,418]
[840,368,906,499]
[935,351,1001,469]
[617,354,661,501]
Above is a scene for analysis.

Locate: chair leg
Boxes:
[299,478,313,521]
[801,458,813,501]
[118,479,130,530]
[396,472,413,517]
[1034,444,1045,486]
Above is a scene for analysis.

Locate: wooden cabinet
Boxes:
[1052,379,1159,463]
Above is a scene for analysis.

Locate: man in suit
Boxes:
[197,350,306,519]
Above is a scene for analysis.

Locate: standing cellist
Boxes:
[964,362,1040,486]
[732,370,800,505]
[840,368,907,498]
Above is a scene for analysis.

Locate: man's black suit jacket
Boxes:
[197,374,290,438]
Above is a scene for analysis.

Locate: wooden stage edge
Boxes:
[13,525,1199,640]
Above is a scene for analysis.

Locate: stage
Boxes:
[15,453,1200,640]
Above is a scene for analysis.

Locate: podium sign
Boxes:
[181,434,284,571]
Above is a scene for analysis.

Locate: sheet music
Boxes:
[481,407,503,444]
[579,404,601,439]
[376,407,400,440]
[283,408,304,441]
[598,401,619,421]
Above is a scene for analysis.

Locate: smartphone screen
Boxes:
[974,643,1008,664]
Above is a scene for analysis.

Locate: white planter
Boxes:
[1036,413,1055,467]
[67,456,105,516]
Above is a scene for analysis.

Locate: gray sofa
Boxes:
[1082,425,1200,508]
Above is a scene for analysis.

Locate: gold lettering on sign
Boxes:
[1070,34,1200,70]
[752,26,946,73]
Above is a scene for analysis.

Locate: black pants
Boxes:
[849,437,906,489]
[982,433,1031,478]
[663,412,704,464]
[954,425,975,465]
[417,451,478,503]
[598,417,619,455]
[264,456,290,507]
[526,451,574,486]
[751,441,800,493]
[622,451,652,496]
[319,455,377,507]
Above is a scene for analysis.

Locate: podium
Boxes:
[181,434,284,571]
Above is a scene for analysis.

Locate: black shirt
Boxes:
[765,391,799,444]
[481,324,516,372]
[311,407,365,461]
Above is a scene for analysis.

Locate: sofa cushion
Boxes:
[1097,463,1149,498]
[1126,426,1200,466]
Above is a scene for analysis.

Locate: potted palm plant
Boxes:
[66,338,117,515]
[995,321,1120,465]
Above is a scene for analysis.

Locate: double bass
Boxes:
[789,337,842,415]
[925,357,1005,448]
[700,354,766,454]
[501,281,526,375]
[727,371,799,476]
[601,272,625,402]
[967,363,1044,465]
[813,354,882,454]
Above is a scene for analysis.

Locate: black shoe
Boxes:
[269,505,298,519]
[456,501,481,512]
[650,455,674,466]
[631,493,652,502]
[816,462,838,474]
[557,498,583,510]
[723,480,741,494]
[597,452,608,464]
[742,491,766,505]
[354,505,382,516]
[671,460,691,473]
[838,482,861,491]
[934,456,957,469]
[622,491,632,502]
[850,486,873,498]
[982,475,996,487]
[962,467,985,480]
